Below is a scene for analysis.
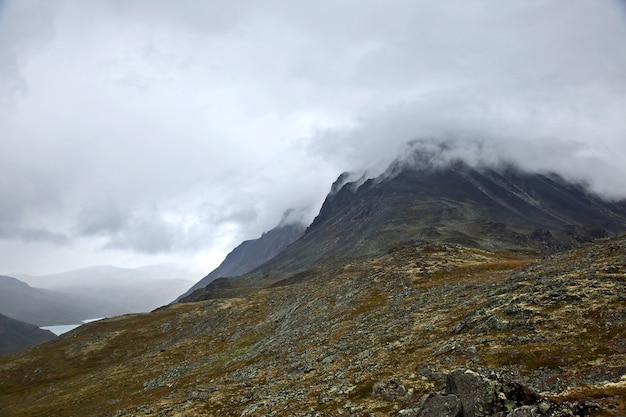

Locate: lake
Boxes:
[42,318,105,336]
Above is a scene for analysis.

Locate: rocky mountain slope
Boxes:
[0,234,623,416]
[181,161,626,302]
[177,222,305,301]
[0,313,56,356]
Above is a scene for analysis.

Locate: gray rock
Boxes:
[463,346,477,356]
[418,364,433,379]
[507,405,537,417]
[446,369,499,417]
[417,393,462,417]
[537,402,550,414]
[397,408,419,417]
[372,378,408,401]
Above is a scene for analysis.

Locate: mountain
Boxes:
[0,313,56,356]
[1,156,625,416]
[0,275,105,326]
[181,161,626,301]
[1,233,624,416]
[306,161,626,254]
[17,266,192,318]
[176,222,305,301]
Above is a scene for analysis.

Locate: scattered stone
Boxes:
[240,403,258,416]
[372,378,408,401]
[436,340,461,355]
[537,402,550,414]
[401,368,594,417]
[463,346,477,356]
[418,364,433,379]
[507,405,536,417]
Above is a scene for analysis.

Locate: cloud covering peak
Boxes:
[1,0,625,274]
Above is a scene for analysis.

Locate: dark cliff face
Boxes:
[182,160,626,301]
[176,222,306,301]
[309,162,626,250]
[0,313,56,356]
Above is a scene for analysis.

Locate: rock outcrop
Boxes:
[400,369,594,417]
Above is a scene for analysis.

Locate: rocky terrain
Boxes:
[1,234,623,416]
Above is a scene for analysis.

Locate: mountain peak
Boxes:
[314,157,626,243]
[181,156,626,302]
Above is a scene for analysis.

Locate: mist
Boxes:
[1,0,625,275]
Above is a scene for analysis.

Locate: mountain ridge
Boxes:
[0,313,56,356]
[177,222,305,301]
[1,269,191,326]
[181,160,626,302]
[14,267,192,320]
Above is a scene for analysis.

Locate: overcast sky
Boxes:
[1,0,625,277]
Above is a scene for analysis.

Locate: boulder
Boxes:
[417,392,462,417]
[446,369,500,417]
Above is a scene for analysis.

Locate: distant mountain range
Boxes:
[177,222,305,301]
[0,275,103,326]
[0,313,56,356]
[2,267,192,326]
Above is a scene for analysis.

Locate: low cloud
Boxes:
[1,0,625,274]
[102,215,176,254]
[76,203,128,236]
[0,224,69,245]
[311,89,626,199]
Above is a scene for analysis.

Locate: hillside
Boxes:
[0,313,56,356]
[0,234,624,416]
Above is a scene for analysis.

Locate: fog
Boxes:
[1,0,625,275]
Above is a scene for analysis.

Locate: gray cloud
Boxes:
[0,0,57,99]
[1,0,625,274]
[102,213,176,254]
[76,203,128,236]
[0,224,69,244]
